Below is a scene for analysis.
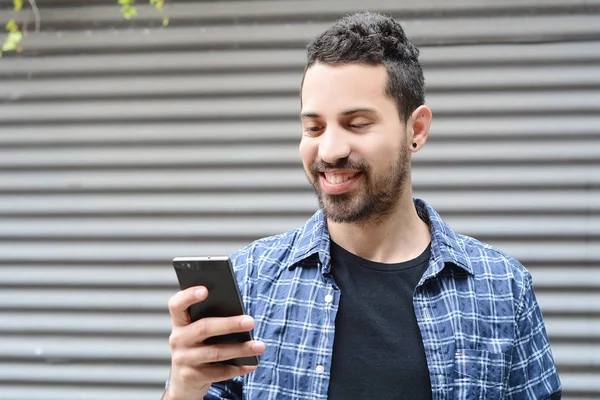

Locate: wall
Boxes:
[0,0,598,398]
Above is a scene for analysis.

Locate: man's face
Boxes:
[299,63,411,224]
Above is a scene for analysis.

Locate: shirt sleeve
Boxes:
[204,376,243,400]
[506,272,562,399]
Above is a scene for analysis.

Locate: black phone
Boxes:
[172,256,259,366]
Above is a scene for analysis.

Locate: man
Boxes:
[164,11,562,400]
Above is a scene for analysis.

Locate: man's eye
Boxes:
[305,127,323,132]
[349,123,370,129]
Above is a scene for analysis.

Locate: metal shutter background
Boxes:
[0,1,598,399]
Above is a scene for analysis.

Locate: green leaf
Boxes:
[2,41,16,51]
[6,19,18,32]
[161,16,169,26]
[13,0,23,12]
[8,31,23,42]
[150,0,164,12]
[120,3,138,19]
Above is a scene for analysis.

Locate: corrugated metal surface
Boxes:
[0,1,598,398]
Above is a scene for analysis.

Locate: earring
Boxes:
[412,143,417,149]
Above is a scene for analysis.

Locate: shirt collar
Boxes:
[288,198,474,277]
[414,198,474,279]
[288,208,331,272]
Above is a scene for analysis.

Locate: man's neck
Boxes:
[326,194,431,264]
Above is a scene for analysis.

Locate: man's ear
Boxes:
[407,105,432,152]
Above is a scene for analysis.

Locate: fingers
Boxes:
[170,314,256,347]
[169,341,263,396]
[172,364,258,392]
[167,287,262,398]
[201,365,259,384]
[168,286,208,327]
[172,341,266,367]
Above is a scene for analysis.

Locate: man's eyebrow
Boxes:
[300,112,321,119]
[342,108,378,116]
[300,108,377,118]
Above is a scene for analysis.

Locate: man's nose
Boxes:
[318,127,351,164]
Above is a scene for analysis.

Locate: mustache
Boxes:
[309,158,369,175]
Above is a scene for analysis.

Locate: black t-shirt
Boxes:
[327,241,433,400]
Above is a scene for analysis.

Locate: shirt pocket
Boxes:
[452,349,511,400]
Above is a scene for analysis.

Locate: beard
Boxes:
[308,146,410,225]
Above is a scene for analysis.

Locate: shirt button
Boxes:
[324,294,333,304]
[315,365,325,374]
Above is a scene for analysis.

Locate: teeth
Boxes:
[325,173,353,184]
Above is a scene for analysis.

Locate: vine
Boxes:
[1,0,169,57]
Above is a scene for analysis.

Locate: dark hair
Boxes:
[304,11,425,122]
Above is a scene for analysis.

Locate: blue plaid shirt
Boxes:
[206,198,562,399]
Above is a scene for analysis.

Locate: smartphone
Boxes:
[172,256,259,366]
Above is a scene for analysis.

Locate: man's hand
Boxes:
[165,286,265,400]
